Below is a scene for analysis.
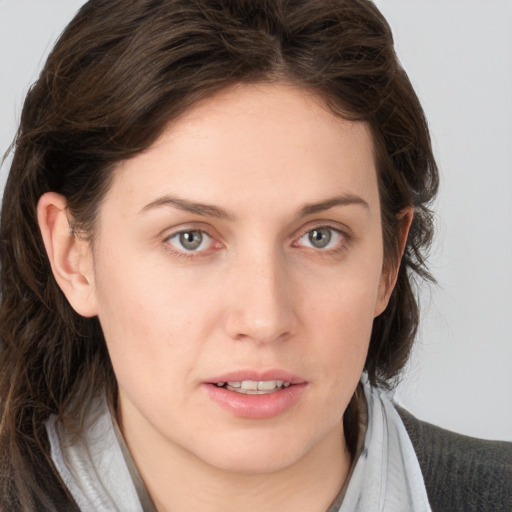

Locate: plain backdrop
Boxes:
[1,0,511,441]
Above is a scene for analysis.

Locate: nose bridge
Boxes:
[224,242,296,344]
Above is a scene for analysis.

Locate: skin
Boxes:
[38,83,407,512]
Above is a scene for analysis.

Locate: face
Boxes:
[81,83,391,474]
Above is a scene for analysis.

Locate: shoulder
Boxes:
[396,405,512,512]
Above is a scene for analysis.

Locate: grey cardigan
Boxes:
[397,406,512,512]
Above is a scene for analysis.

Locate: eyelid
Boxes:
[167,229,212,251]
[291,223,350,251]
[160,221,220,242]
[162,223,223,257]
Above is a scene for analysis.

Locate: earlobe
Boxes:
[37,192,98,317]
[374,207,414,317]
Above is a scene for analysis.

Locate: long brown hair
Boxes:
[0,0,438,508]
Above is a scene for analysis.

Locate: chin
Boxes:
[192,431,313,475]
[206,449,305,475]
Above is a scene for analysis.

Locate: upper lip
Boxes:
[205,369,306,385]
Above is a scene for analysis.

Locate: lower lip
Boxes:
[203,383,307,419]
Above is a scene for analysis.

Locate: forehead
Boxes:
[107,82,378,218]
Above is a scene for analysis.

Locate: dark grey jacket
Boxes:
[398,407,512,512]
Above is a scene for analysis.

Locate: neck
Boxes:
[121,416,351,512]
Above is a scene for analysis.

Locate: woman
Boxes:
[0,0,510,511]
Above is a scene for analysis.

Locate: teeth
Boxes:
[217,380,291,394]
[241,380,258,391]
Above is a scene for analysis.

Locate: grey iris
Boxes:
[309,228,332,248]
[179,230,203,250]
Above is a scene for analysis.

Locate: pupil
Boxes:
[309,228,331,248]
[179,231,202,250]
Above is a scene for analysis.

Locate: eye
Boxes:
[167,229,212,252]
[297,226,344,250]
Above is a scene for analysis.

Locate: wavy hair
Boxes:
[0,0,438,508]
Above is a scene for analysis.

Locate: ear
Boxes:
[37,192,98,317]
[374,207,414,317]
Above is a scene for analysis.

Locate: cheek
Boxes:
[311,287,375,368]
[92,256,219,397]
[308,257,383,329]
[302,259,383,375]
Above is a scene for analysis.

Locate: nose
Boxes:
[223,250,297,345]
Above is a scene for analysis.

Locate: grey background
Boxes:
[1,0,511,440]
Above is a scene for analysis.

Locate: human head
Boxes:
[0,0,437,437]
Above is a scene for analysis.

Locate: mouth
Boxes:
[203,370,307,418]
[213,380,292,395]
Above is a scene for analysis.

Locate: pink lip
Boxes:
[203,369,308,420]
[205,369,306,385]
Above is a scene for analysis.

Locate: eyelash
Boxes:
[163,225,349,259]
[163,228,218,259]
[293,226,347,252]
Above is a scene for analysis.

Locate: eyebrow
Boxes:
[140,193,369,219]
[140,195,236,219]
[298,194,370,216]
